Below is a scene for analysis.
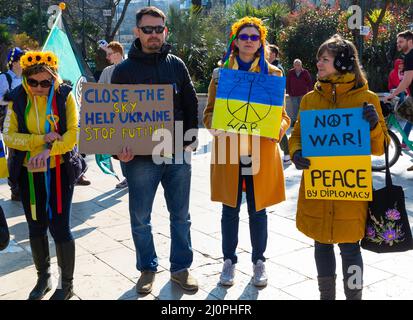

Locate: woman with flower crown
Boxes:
[3,51,79,300]
[203,17,290,287]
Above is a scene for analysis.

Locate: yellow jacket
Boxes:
[3,84,79,169]
[203,55,290,211]
[288,73,389,244]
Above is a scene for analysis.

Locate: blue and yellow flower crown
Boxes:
[20,51,59,71]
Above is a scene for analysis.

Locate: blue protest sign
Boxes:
[300,107,370,157]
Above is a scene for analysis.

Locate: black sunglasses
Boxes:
[238,34,260,42]
[27,78,53,88]
[138,25,165,34]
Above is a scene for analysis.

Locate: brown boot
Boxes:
[76,175,91,186]
[136,271,156,294]
[171,269,198,291]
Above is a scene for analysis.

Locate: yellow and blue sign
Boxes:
[212,69,286,139]
[0,136,8,178]
[301,107,372,201]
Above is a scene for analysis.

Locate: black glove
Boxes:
[362,102,379,130]
[292,150,311,170]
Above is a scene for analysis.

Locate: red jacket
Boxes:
[388,59,404,91]
[286,68,312,97]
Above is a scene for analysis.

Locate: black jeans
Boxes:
[19,165,74,243]
[314,241,363,282]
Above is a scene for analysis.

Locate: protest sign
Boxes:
[211,69,285,139]
[300,107,372,201]
[303,155,372,201]
[301,107,370,157]
[79,83,174,155]
[0,136,8,178]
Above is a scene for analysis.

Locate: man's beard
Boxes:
[144,39,162,52]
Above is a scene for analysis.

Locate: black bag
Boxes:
[361,143,413,253]
[0,206,10,251]
[63,145,88,186]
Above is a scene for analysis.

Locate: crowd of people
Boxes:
[0,6,412,301]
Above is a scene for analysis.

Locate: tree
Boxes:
[0,24,11,72]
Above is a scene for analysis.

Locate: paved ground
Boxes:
[1,128,413,300]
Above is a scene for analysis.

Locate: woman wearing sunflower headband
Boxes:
[203,17,290,287]
[3,50,79,300]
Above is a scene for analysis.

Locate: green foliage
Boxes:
[168,5,228,93]
[280,4,340,78]
[0,24,10,45]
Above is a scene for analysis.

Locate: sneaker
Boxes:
[283,155,292,165]
[220,259,235,286]
[136,271,156,294]
[171,269,198,291]
[252,260,267,287]
[115,178,128,189]
[407,165,413,172]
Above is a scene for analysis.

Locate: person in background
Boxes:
[286,59,312,127]
[268,44,291,165]
[98,41,128,189]
[0,47,24,201]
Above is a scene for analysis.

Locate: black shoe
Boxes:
[28,236,52,300]
[317,275,336,300]
[343,278,362,300]
[50,240,75,300]
[11,192,20,201]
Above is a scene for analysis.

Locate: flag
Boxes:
[42,12,94,109]
[42,9,118,180]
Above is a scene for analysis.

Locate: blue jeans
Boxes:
[124,154,193,273]
[314,241,363,281]
[221,163,267,264]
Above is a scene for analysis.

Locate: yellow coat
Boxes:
[203,55,291,211]
[288,73,389,244]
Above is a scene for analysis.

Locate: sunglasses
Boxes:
[238,34,260,42]
[139,25,165,34]
[27,78,53,88]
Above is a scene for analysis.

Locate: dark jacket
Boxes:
[286,68,313,97]
[5,84,85,186]
[111,39,198,149]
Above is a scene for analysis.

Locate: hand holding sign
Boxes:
[292,150,311,170]
[362,102,379,130]
[117,146,134,163]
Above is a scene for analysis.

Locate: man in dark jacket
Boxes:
[286,59,313,126]
[111,6,199,295]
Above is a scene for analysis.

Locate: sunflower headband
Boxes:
[222,17,268,74]
[20,51,59,72]
[231,17,268,45]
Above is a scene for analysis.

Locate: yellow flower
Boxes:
[19,51,59,71]
[231,16,268,45]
